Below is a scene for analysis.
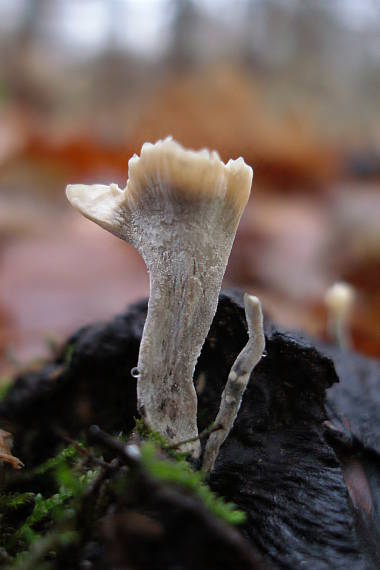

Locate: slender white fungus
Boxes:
[325,282,355,350]
[202,294,265,472]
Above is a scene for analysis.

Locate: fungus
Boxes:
[66,138,253,457]
[325,282,355,350]
[202,294,265,473]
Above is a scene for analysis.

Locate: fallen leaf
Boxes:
[0,429,23,469]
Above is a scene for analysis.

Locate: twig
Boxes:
[166,423,224,451]
[56,429,116,471]
[87,425,141,469]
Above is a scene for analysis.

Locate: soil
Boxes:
[0,291,379,569]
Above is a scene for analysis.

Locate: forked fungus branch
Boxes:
[66,138,253,458]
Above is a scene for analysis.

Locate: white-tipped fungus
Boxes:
[66,137,253,457]
[202,294,265,473]
[325,282,355,350]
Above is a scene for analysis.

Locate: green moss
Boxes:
[134,419,187,460]
[134,421,245,525]
[1,425,245,567]
[63,344,74,366]
[0,493,35,512]
[135,418,170,448]
[2,443,97,567]
[32,444,81,476]
[16,490,71,544]
[20,461,98,541]
[140,442,246,526]
[0,378,11,400]
[5,530,77,570]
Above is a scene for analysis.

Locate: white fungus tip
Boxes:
[325,282,355,349]
[244,294,263,334]
[126,138,253,219]
[244,293,260,308]
[325,282,355,316]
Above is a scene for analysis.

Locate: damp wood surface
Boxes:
[1,292,379,569]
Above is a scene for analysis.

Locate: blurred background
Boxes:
[0,0,380,376]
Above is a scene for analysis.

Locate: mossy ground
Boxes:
[0,422,245,569]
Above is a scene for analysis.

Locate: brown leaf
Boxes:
[0,429,24,469]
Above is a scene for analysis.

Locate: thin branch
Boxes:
[166,423,224,451]
[56,429,116,471]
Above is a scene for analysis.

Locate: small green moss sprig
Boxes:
[1,441,98,568]
[0,378,11,400]
[140,442,246,526]
[17,459,98,545]
[135,418,186,460]
[32,444,81,477]
[0,492,35,512]
[64,343,74,366]
[16,490,72,545]
[6,529,77,570]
